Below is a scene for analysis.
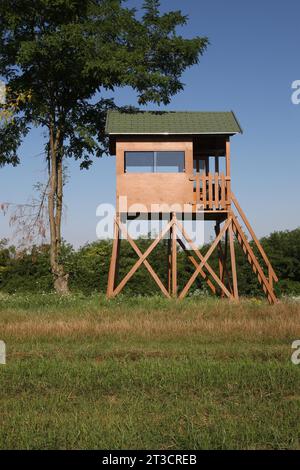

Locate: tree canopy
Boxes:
[0,0,208,167]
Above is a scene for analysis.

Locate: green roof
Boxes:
[105,110,242,135]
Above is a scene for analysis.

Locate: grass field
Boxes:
[0,293,300,450]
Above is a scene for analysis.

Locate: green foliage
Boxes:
[1,227,300,297]
[0,241,52,293]
[0,0,208,167]
[0,115,29,167]
[68,240,112,293]
[261,229,300,281]
[0,89,32,166]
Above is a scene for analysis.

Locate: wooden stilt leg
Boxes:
[171,213,177,297]
[222,228,229,296]
[215,222,224,291]
[167,218,172,295]
[219,222,233,297]
[107,217,120,298]
[229,219,239,300]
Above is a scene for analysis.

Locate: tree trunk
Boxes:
[48,123,69,295]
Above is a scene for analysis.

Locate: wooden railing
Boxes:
[190,172,231,210]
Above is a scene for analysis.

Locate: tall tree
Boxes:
[0,0,208,294]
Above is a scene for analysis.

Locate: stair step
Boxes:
[231,214,277,305]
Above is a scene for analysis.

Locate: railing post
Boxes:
[202,174,207,209]
[208,172,213,209]
[196,173,200,205]
[220,173,226,209]
[214,172,219,209]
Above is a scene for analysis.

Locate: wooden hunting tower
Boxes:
[105,111,278,303]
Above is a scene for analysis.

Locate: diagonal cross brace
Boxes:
[177,237,217,295]
[112,218,175,298]
[177,218,234,300]
[115,218,170,298]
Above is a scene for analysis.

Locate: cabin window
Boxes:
[125,151,185,173]
[125,152,154,173]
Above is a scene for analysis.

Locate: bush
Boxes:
[0,227,299,297]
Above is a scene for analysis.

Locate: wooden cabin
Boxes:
[105,111,278,303]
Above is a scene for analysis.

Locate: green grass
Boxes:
[0,293,300,450]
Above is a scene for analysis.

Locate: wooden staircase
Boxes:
[230,193,278,304]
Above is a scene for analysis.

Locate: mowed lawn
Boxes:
[0,293,300,450]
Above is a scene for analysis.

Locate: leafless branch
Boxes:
[1,180,50,249]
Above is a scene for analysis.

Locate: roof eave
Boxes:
[108,132,240,136]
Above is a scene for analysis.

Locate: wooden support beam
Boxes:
[167,230,171,294]
[226,138,231,208]
[115,218,171,298]
[223,228,233,296]
[112,218,174,297]
[177,238,216,295]
[214,225,233,298]
[171,213,177,297]
[107,217,120,298]
[226,138,231,178]
[229,220,239,300]
[215,222,224,286]
[269,265,273,290]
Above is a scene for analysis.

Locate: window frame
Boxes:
[124,150,185,174]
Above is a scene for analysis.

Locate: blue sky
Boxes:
[1,0,300,247]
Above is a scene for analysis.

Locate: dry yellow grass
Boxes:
[1,297,299,341]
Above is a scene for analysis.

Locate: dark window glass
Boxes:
[156,151,185,173]
[125,152,154,173]
[125,151,185,173]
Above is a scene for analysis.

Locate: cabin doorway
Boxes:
[193,156,209,176]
